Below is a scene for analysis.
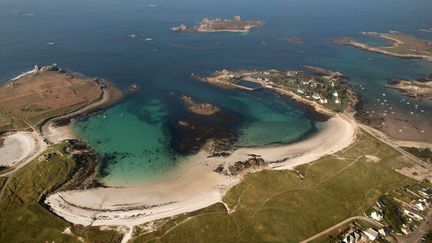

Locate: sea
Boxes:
[1,0,431,186]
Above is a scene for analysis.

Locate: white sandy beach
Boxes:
[45,114,357,227]
[0,132,37,167]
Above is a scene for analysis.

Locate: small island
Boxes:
[197,66,357,118]
[172,16,264,33]
[334,31,432,61]
[180,95,221,116]
[420,28,432,33]
[387,75,432,101]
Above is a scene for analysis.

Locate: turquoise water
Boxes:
[0,0,431,186]
[73,100,177,185]
[73,89,321,185]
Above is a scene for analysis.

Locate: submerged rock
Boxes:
[167,94,242,155]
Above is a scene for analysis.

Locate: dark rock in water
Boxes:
[166,93,243,155]
[53,118,71,127]
[98,151,131,177]
[168,118,237,155]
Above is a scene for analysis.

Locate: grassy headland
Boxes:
[0,65,122,133]
[0,142,122,243]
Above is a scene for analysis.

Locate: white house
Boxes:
[403,209,423,221]
[312,94,321,100]
[370,211,383,221]
[332,91,339,97]
[363,228,379,241]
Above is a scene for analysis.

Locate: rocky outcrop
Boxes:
[215,156,267,176]
[56,140,101,191]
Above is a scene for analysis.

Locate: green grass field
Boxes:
[0,143,122,243]
[131,132,416,243]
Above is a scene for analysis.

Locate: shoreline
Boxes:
[44,113,357,227]
[0,66,123,175]
[195,70,355,119]
[334,34,432,61]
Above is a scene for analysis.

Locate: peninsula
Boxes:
[172,16,264,33]
[197,66,358,118]
[0,64,122,172]
[0,64,122,134]
[334,31,432,61]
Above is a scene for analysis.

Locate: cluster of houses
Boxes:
[258,70,344,106]
[367,186,432,239]
[214,69,348,111]
[341,226,390,242]
[338,185,432,242]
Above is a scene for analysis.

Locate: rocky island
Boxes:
[181,95,221,116]
[198,66,357,118]
[420,28,432,33]
[172,16,264,33]
[334,31,432,61]
[387,75,432,101]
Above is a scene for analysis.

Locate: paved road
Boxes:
[299,216,382,243]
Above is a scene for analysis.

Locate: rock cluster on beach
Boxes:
[215,156,267,176]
